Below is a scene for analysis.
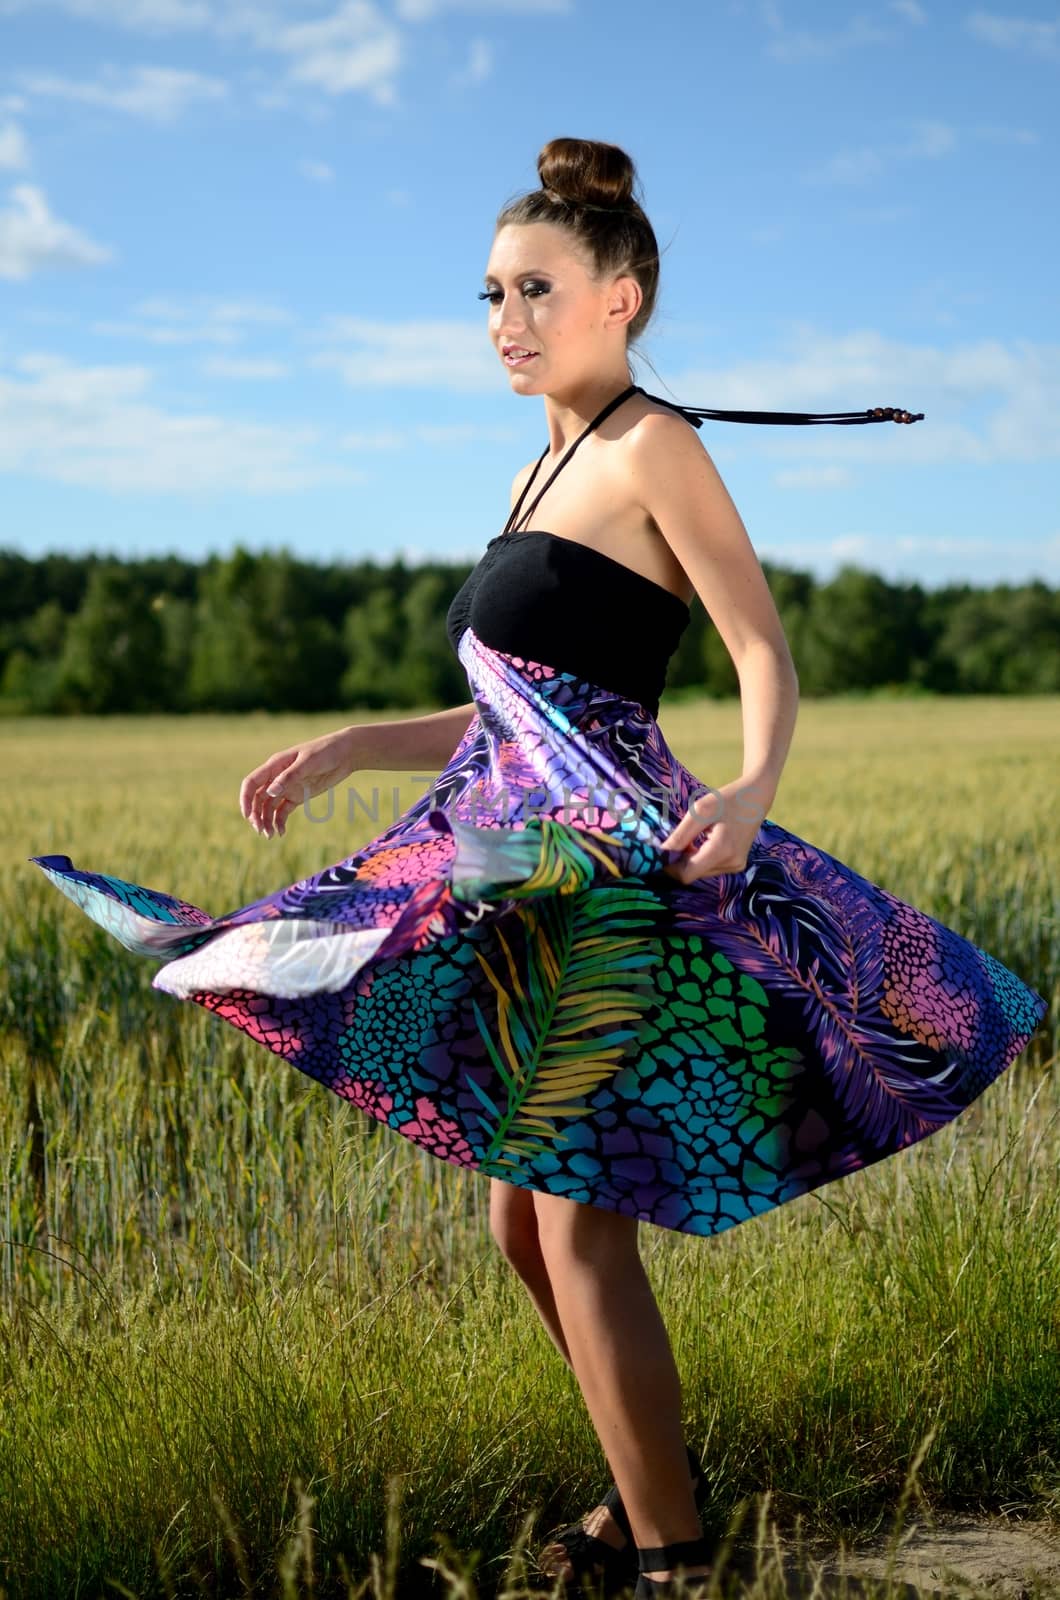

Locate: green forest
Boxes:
[1,545,1057,716]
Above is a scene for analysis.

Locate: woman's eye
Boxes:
[477,282,548,304]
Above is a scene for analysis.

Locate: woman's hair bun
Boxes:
[537,136,636,211]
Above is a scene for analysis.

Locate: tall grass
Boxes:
[0,696,1056,1599]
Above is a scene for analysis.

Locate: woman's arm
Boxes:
[625,413,799,810]
[241,701,479,837]
[340,700,479,773]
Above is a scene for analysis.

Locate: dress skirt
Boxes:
[31,627,1050,1238]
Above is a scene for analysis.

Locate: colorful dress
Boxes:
[30,384,1049,1238]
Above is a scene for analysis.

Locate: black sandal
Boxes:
[538,1477,637,1594]
[538,1444,704,1596]
[633,1534,713,1598]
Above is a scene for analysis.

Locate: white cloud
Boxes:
[395,0,569,15]
[340,427,406,449]
[0,120,30,169]
[965,10,1060,61]
[0,0,568,22]
[1,0,401,105]
[311,316,499,389]
[759,529,1060,584]
[92,319,244,346]
[202,355,290,378]
[340,419,518,448]
[804,118,958,185]
[891,0,926,21]
[93,297,294,345]
[1,0,568,106]
[18,65,228,123]
[756,530,874,568]
[0,184,113,280]
[773,465,854,489]
[261,2,403,103]
[451,36,493,86]
[134,296,292,325]
[903,119,957,158]
[762,5,895,61]
[670,325,1060,466]
[972,123,1039,145]
[299,158,335,182]
[416,421,517,444]
[804,147,884,185]
[18,308,76,326]
[891,533,1046,555]
[0,350,362,492]
[0,0,210,26]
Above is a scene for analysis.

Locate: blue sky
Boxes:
[1,0,1057,589]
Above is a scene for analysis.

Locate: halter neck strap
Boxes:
[631,384,924,428]
[499,380,924,538]
[501,384,637,537]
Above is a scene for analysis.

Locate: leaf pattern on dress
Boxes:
[472,879,662,1171]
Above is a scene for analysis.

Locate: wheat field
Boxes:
[1,695,1056,1599]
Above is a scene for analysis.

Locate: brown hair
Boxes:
[496,137,660,358]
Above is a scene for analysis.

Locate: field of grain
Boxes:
[1,696,1056,1600]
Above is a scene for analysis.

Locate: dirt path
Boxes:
[723,1515,1060,1597]
[820,1516,1059,1596]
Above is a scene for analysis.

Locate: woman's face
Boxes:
[482,221,638,393]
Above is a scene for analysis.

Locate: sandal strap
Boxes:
[599,1480,635,1544]
[637,1535,712,1574]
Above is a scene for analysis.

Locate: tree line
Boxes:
[0,545,1056,717]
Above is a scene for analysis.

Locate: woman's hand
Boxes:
[239,725,361,839]
[658,777,770,884]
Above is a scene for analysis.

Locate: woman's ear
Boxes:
[606,272,642,332]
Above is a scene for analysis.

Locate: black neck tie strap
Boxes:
[635,385,924,427]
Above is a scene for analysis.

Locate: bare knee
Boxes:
[489,1179,546,1278]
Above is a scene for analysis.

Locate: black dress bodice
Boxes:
[445,531,691,718]
[445,384,691,718]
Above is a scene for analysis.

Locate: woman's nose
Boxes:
[492,293,528,327]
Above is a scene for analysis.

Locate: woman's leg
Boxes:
[488,1177,571,1365]
[490,1178,632,1568]
[532,1192,709,1583]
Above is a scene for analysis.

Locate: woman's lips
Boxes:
[504,350,538,367]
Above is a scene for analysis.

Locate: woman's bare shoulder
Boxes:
[627,391,708,439]
[623,394,719,475]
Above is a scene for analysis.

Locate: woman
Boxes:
[31,138,1048,1599]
